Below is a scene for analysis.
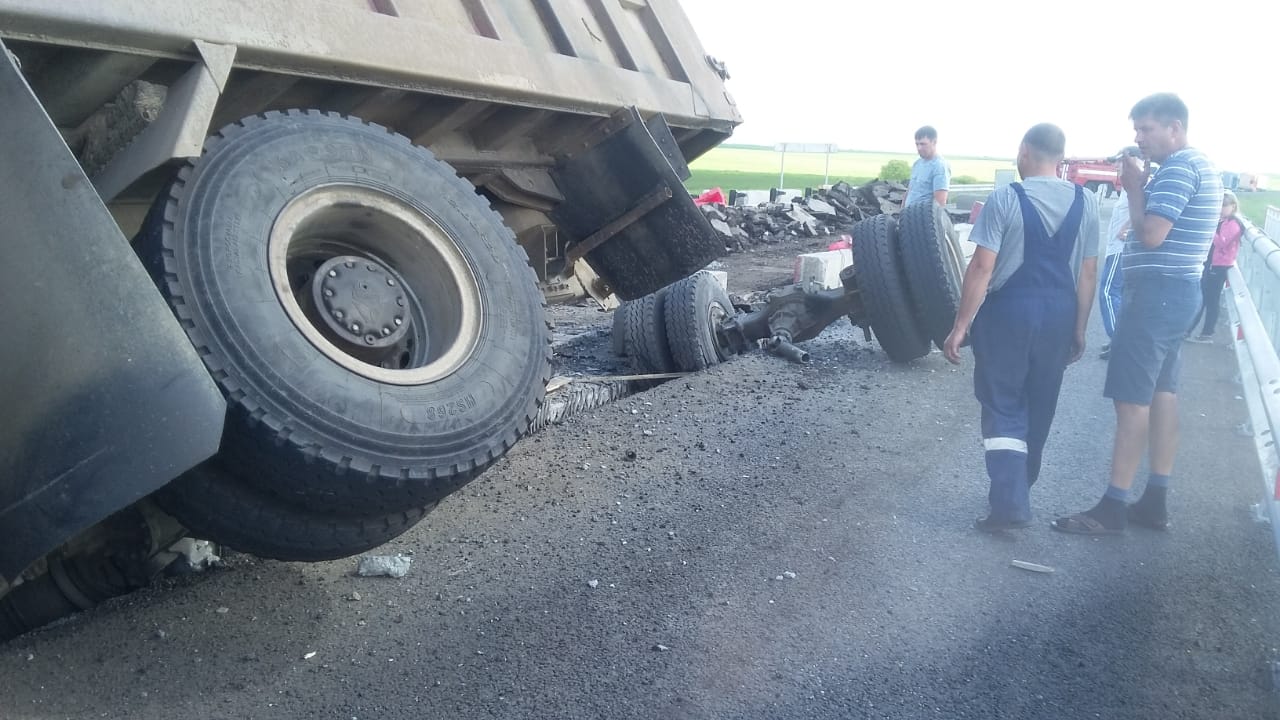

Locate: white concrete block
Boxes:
[792,249,852,289]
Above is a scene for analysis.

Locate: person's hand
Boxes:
[1068,331,1086,364]
[1119,155,1150,195]
[943,325,967,364]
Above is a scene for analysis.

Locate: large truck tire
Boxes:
[663,270,735,371]
[611,302,633,358]
[137,110,551,517]
[851,214,932,363]
[898,201,964,349]
[157,463,432,562]
[623,288,677,374]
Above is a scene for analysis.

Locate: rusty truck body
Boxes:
[0,0,740,637]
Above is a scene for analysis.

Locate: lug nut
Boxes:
[334,310,344,320]
[350,323,360,333]
[345,261,355,268]
[387,278,396,287]
[324,288,334,298]
[364,335,375,345]
[396,297,405,307]
[328,269,338,278]
[381,327,391,336]
[393,317,402,326]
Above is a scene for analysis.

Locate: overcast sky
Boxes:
[680,0,1279,172]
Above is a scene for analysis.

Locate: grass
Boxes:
[686,146,1015,193]
[1235,191,1280,227]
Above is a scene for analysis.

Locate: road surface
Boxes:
[3,206,1278,720]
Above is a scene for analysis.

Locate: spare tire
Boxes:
[623,287,677,374]
[898,200,964,348]
[137,110,550,517]
[158,462,433,562]
[663,270,735,371]
[851,214,932,362]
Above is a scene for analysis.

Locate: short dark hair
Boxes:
[914,126,937,141]
[1021,123,1066,160]
[1130,93,1189,128]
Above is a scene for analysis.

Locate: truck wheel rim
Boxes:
[268,184,483,385]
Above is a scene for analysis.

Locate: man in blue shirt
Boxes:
[1053,93,1223,535]
[904,126,951,207]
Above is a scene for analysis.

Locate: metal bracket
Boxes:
[564,183,673,266]
[93,40,236,202]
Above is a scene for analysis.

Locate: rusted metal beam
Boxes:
[565,183,672,266]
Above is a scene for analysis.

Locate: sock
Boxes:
[1104,484,1130,502]
[1134,475,1168,518]
[1085,491,1128,529]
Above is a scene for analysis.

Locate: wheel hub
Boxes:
[311,255,412,348]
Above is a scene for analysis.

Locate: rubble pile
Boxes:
[700,180,908,251]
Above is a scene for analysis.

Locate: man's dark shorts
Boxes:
[1104,274,1200,405]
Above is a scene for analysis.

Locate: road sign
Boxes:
[773,143,840,187]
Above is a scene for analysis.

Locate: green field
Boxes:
[1235,190,1280,227]
[686,146,1015,193]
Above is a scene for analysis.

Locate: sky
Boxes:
[680,0,1280,172]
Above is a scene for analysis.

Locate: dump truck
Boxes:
[0,1,968,640]
[0,0,744,637]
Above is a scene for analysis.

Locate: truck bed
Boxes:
[0,0,739,174]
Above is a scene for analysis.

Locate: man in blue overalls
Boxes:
[944,123,1101,531]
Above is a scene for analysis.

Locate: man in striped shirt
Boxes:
[1053,93,1223,535]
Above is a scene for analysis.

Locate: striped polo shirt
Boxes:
[1123,147,1223,279]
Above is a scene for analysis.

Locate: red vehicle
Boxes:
[1058,157,1121,197]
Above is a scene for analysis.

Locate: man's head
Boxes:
[1016,123,1066,178]
[1129,93,1189,163]
[914,126,938,160]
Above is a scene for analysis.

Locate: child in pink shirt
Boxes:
[1187,190,1244,342]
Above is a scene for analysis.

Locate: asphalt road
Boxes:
[4,217,1280,719]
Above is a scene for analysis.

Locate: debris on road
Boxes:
[356,554,413,579]
[782,571,797,579]
[652,644,670,652]
[1010,560,1055,574]
[304,651,317,660]
[588,579,600,588]
[704,180,907,251]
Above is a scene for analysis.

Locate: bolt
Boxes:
[394,317,402,326]
[368,264,377,272]
[334,310,344,320]
[351,323,360,333]
[324,288,334,298]
[345,261,355,269]
[381,327,391,337]
[387,278,396,287]
[396,297,405,307]
[328,269,338,278]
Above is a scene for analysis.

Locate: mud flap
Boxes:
[0,42,225,585]
[550,107,725,301]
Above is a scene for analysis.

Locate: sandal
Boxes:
[1050,513,1123,536]
[974,515,1032,533]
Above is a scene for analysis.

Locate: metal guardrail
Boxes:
[1227,210,1280,557]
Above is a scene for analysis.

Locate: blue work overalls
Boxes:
[970,183,1084,523]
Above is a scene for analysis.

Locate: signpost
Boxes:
[774,143,840,188]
